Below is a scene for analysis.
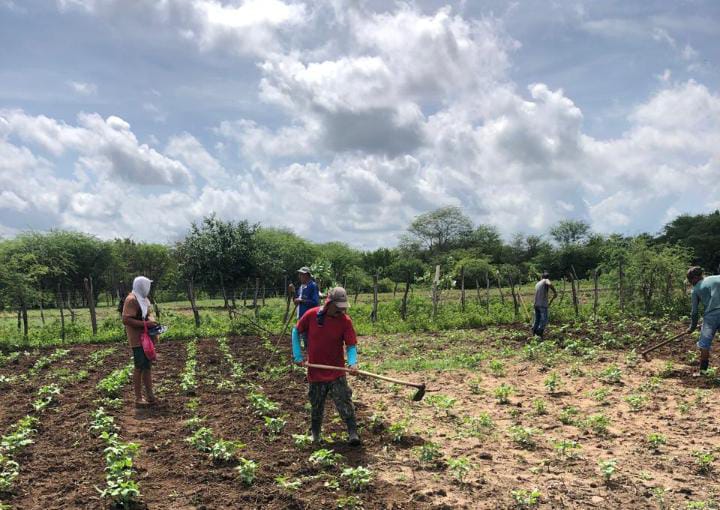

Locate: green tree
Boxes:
[660,211,720,272]
[549,220,591,247]
[403,206,473,253]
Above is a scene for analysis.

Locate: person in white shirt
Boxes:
[532,271,557,338]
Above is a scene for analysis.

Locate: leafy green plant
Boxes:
[532,399,547,416]
[488,359,505,377]
[426,394,457,417]
[0,452,20,492]
[544,372,561,394]
[693,450,715,475]
[186,427,215,453]
[275,475,302,492]
[235,458,258,485]
[646,433,666,452]
[447,457,472,484]
[598,458,617,484]
[336,495,364,509]
[589,387,610,403]
[494,383,515,404]
[558,405,579,426]
[584,414,610,436]
[416,442,442,465]
[511,488,542,508]
[341,466,373,491]
[263,416,287,438]
[388,419,408,443]
[292,433,314,449]
[248,392,279,416]
[599,365,622,384]
[96,365,133,398]
[461,413,495,438]
[553,439,581,459]
[309,449,343,469]
[180,339,198,394]
[625,394,647,412]
[210,439,244,463]
[508,426,537,450]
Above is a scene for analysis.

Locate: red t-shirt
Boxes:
[296,307,357,383]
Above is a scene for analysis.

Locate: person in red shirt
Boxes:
[294,287,360,446]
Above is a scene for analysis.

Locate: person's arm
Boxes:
[343,319,358,373]
[548,283,558,305]
[310,281,320,307]
[689,290,700,332]
[121,299,145,328]
[293,313,310,364]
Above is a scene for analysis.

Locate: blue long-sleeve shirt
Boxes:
[691,275,720,328]
[296,280,319,319]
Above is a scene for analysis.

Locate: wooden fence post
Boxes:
[187,279,201,327]
[370,272,379,323]
[84,276,97,336]
[401,280,411,320]
[569,272,579,317]
[283,281,294,324]
[253,277,260,318]
[432,265,440,320]
[460,266,466,312]
[57,284,65,343]
[485,272,491,313]
[593,268,599,320]
[509,277,519,319]
[495,271,505,304]
[38,286,45,325]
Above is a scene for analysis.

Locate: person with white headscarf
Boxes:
[122,276,159,406]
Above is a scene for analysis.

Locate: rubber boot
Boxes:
[311,419,322,444]
[346,419,361,447]
[700,358,709,373]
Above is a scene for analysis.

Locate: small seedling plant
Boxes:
[210,439,244,463]
[180,339,198,394]
[416,442,443,465]
[248,392,279,416]
[309,448,343,469]
[447,457,472,484]
[544,372,561,394]
[341,466,373,491]
[263,416,287,439]
[598,458,617,485]
[494,383,515,404]
[646,433,667,452]
[508,426,537,450]
[292,434,314,449]
[235,458,258,485]
[511,488,542,508]
[388,419,409,443]
[599,365,623,385]
[693,450,715,475]
[97,365,133,398]
[426,394,457,418]
[553,439,582,460]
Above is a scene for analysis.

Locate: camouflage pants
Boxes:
[308,376,357,430]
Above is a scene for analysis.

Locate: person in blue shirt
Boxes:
[686,266,720,374]
[292,267,320,348]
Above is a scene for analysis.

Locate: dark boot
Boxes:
[700,358,710,373]
[346,419,361,447]
[311,419,322,444]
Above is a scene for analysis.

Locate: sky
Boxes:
[0,0,719,249]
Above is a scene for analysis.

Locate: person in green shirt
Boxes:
[686,266,720,373]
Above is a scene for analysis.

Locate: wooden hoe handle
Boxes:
[304,362,424,389]
[640,330,690,357]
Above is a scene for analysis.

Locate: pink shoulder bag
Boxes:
[141,321,157,362]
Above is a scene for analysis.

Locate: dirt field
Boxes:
[1,324,719,509]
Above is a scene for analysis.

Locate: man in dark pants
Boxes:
[293,287,360,446]
[532,271,557,338]
[686,266,720,374]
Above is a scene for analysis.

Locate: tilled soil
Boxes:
[1,326,718,509]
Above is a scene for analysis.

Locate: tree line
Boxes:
[1,208,718,337]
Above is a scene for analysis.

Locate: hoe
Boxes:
[304,362,427,401]
[640,330,691,361]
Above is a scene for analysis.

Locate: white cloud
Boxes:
[67,80,97,95]
[56,0,308,58]
[165,132,228,182]
[1,110,192,186]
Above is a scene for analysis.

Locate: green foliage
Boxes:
[97,365,133,398]
[511,488,542,508]
[341,466,373,491]
[186,427,215,453]
[416,442,443,465]
[693,450,715,475]
[584,414,610,436]
[292,434,314,449]
[336,495,364,510]
[388,420,409,443]
[599,365,622,384]
[235,458,258,485]
[275,475,302,492]
[494,383,515,404]
[646,433,667,451]
[309,449,343,469]
[532,399,547,416]
[558,406,580,426]
[210,439,244,463]
[425,394,457,417]
[508,426,538,449]
[544,372,561,394]
[180,339,198,394]
[553,439,581,459]
[263,416,287,438]
[248,392,279,416]
[447,457,472,484]
[598,458,617,484]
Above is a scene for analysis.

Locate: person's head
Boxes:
[687,266,704,286]
[541,271,550,280]
[297,266,312,284]
[325,286,349,317]
[132,276,152,298]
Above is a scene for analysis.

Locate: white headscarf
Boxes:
[132,276,153,319]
